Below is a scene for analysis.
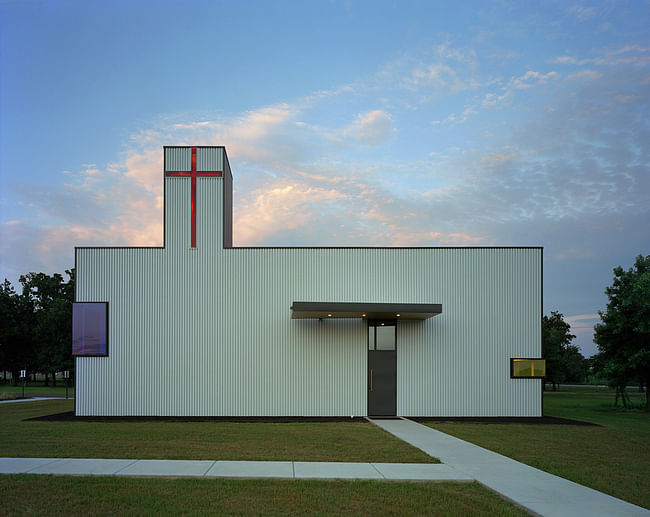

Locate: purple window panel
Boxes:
[72,302,108,356]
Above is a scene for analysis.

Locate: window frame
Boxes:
[510,358,546,379]
[72,302,109,357]
[367,320,397,351]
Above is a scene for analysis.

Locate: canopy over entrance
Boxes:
[291,302,442,320]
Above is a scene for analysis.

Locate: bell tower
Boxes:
[163,146,233,249]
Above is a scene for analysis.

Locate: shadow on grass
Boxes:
[413,416,599,426]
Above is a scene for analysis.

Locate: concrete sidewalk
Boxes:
[371,418,649,517]
[0,457,472,481]
[0,397,67,404]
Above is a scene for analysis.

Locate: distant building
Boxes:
[73,146,544,417]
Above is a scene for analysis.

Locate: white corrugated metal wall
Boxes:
[76,149,542,417]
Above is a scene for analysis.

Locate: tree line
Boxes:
[0,271,74,386]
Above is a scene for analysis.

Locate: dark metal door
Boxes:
[368,351,396,416]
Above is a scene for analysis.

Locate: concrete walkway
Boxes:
[0,397,67,404]
[0,457,471,481]
[371,418,650,517]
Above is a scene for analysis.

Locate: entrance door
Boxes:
[368,321,396,417]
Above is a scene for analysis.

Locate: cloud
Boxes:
[554,45,650,68]
[403,63,466,92]
[344,110,394,145]
[510,70,559,89]
[555,56,578,64]
[376,42,480,101]
[481,70,560,108]
[565,314,600,327]
[567,69,602,81]
[611,45,650,56]
[122,148,163,194]
[479,152,518,166]
[552,248,596,261]
[432,106,478,126]
[442,233,484,244]
[481,92,498,107]
[229,104,296,142]
[568,6,597,21]
[612,93,638,103]
[563,313,601,357]
[236,181,350,244]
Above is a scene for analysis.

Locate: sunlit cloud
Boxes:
[236,180,350,244]
[565,314,600,340]
[565,314,600,326]
[344,110,394,145]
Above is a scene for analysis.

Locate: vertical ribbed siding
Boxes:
[396,248,541,417]
[218,248,367,416]
[164,179,191,248]
[164,147,191,171]
[196,147,223,171]
[197,177,223,249]
[76,169,542,417]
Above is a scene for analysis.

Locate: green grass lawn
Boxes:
[428,386,650,509]
[0,476,527,516]
[0,400,435,463]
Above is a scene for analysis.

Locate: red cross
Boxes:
[165,147,222,248]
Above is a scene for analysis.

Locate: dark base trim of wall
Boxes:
[26,413,597,426]
[27,412,368,423]
[413,416,599,426]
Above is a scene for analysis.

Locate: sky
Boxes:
[1,0,649,357]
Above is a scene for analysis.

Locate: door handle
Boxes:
[370,369,373,392]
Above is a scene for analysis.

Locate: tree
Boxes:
[0,279,36,385]
[542,311,577,391]
[19,270,75,386]
[0,280,14,374]
[562,344,590,383]
[593,255,650,410]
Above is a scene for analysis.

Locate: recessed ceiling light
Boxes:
[396,314,401,317]
[362,314,366,317]
[327,314,332,317]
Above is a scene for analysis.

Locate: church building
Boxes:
[73,146,544,417]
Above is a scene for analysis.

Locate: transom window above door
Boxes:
[368,321,396,351]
